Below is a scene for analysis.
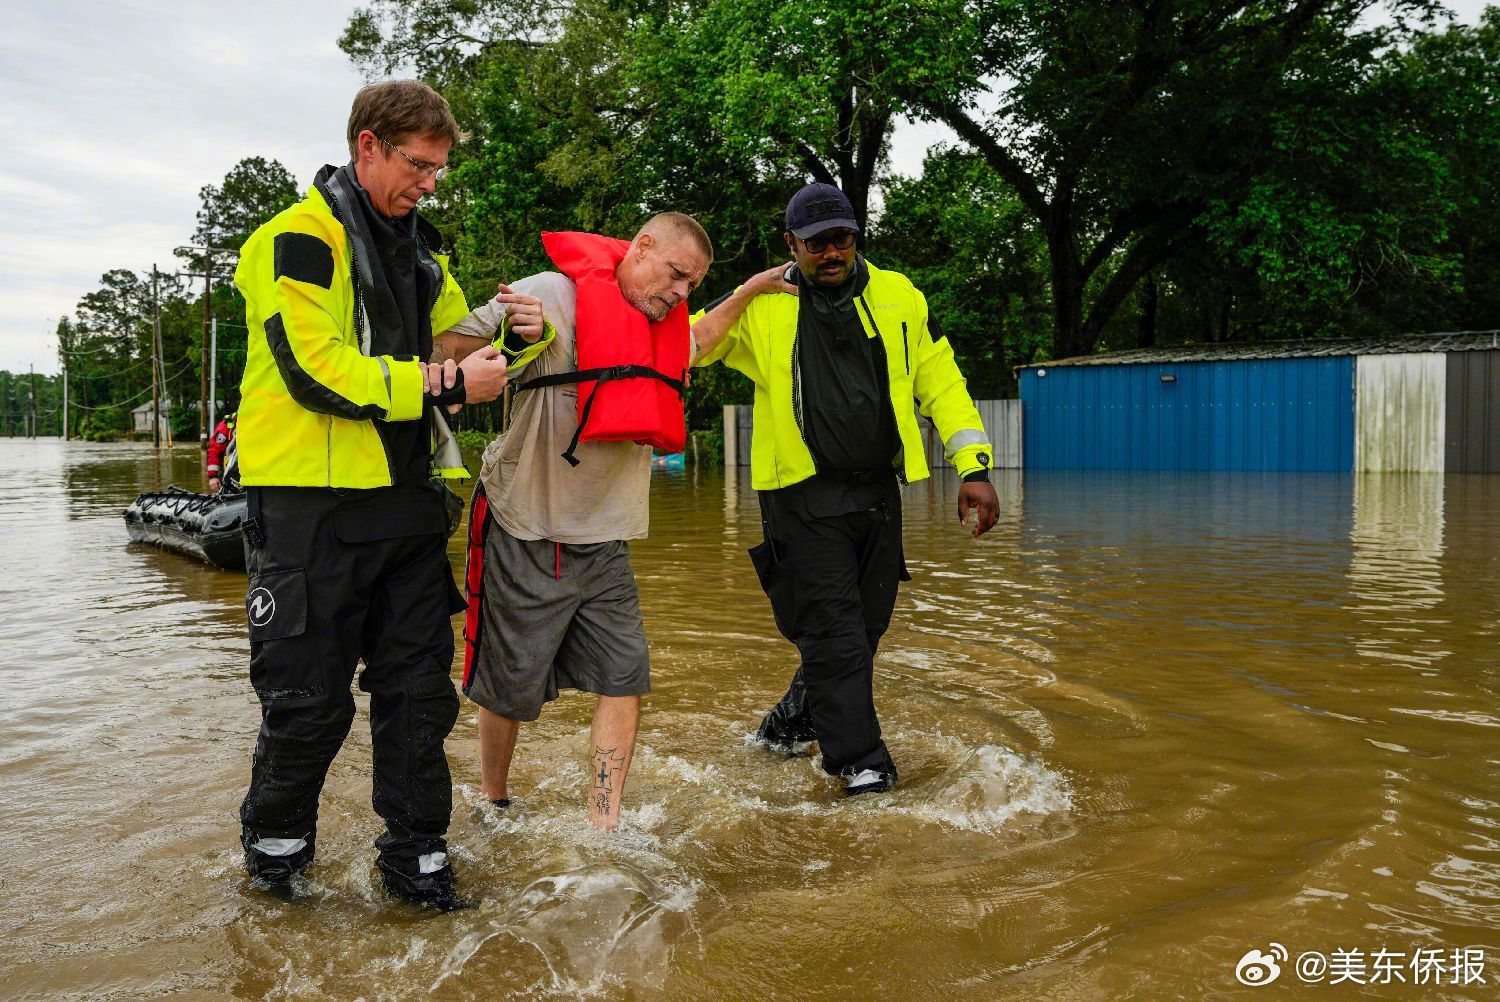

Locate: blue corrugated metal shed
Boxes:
[1018,332,1500,472]
[1020,358,1354,471]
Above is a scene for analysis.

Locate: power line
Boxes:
[58,341,136,357]
[67,359,196,411]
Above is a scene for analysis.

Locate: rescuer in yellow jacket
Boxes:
[692,182,1001,796]
[232,81,538,912]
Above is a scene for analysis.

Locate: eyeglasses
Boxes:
[374,133,450,180]
[800,231,857,254]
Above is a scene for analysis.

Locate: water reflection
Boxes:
[1350,473,1448,672]
[1,441,1497,999]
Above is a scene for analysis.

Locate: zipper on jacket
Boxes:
[790,325,837,472]
[868,333,907,483]
[790,327,818,468]
[857,296,910,484]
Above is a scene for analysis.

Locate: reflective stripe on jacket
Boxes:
[235,183,500,487]
[693,261,990,490]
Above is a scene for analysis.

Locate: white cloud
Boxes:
[0,0,363,373]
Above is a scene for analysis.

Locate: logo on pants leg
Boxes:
[247,587,276,628]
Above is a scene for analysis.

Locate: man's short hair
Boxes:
[638,211,714,263]
[346,81,468,158]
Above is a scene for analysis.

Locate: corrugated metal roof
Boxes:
[1022,331,1500,368]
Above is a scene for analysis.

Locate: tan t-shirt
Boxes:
[452,272,651,544]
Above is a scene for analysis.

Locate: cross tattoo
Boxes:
[591,746,624,796]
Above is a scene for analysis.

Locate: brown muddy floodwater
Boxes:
[1,439,1498,1000]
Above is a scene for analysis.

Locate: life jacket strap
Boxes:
[515,364,686,467]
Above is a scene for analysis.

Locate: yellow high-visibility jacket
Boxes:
[694,261,991,491]
[234,181,550,487]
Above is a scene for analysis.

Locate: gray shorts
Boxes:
[463,522,650,721]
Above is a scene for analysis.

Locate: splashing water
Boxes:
[433,862,697,995]
[899,743,1073,833]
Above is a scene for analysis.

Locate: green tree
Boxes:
[899,0,1444,358]
[57,268,190,440]
[1394,8,1500,330]
[336,0,1494,409]
[192,156,300,252]
[1133,10,1498,346]
[180,157,298,424]
[875,148,1051,396]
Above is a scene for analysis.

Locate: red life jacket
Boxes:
[520,231,689,466]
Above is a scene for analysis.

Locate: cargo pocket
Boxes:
[748,538,779,590]
[246,568,308,643]
[445,573,467,616]
[748,538,795,638]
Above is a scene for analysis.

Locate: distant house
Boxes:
[1017,333,1500,473]
[130,399,172,438]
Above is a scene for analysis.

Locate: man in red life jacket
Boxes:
[206,412,235,492]
[431,212,713,830]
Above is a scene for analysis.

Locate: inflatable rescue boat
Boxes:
[124,487,248,570]
[124,481,465,572]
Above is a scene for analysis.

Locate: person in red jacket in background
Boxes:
[206,412,236,493]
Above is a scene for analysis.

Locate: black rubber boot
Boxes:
[841,763,898,797]
[754,671,818,753]
[242,830,315,891]
[377,859,472,913]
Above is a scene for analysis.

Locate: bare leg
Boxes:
[478,706,521,803]
[587,695,640,830]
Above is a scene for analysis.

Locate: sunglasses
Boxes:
[800,231,857,254]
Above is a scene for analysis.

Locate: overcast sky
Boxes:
[0,1,1489,375]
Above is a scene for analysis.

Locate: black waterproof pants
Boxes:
[239,486,464,876]
[749,480,904,776]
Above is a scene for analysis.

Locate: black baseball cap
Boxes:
[785,182,860,239]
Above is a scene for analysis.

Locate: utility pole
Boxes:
[62,357,69,440]
[28,364,37,438]
[208,317,218,435]
[151,264,161,449]
[200,260,210,443]
[174,245,236,447]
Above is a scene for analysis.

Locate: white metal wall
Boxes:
[725,399,1023,469]
[919,399,1022,469]
[1355,353,1447,473]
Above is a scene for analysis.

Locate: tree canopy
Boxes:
[340,0,1498,397]
[37,4,1500,445]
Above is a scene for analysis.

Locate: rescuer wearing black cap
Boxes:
[690,182,1001,795]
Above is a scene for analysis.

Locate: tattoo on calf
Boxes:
[590,745,626,815]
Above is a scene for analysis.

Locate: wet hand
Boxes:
[421,359,463,414]
[747,263,798,297]
[496,282,545,342]
[459,344,509,404]
[424,358,457,396]
[957,481,1000,538]
[207,476,220,492]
